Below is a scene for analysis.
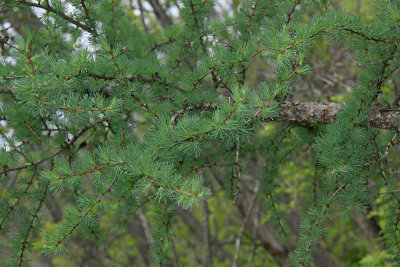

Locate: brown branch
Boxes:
[6,139,31,154]
[344,28,392,44]
[251,41,296,58]
[273,101,400,130]
[26,40,36,74]
[222,99,244,124]
[173,97,400,149]
[191,67,215,92]
[286,0,301,25]
[80,0,90,19]
[151,37,177,51]
[0,35,20,51]
[24,121,48,149]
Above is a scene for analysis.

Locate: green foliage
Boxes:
[0,0,399,266]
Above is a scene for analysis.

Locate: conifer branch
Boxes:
[374,44,398,96]
[245,0,260,36]
[55,179,116,247]
[286,0,301,25]
[189,0,220,89]
[80,0,90,21]
[71,186,102,243]
[151,37,177,52]
[191,67,215,92]
[300,184,346,266]
[59,161,127,180]
[173,99,400,149]
[273,101,400,130]
[0,170,36,230]
[24,121,48,149]
[266,192,288,237]
[34,92,112,113]
[245,62,300,126]
[19,181,49,267]
[222,99,244,124]
[104,49,154,117]
[0,118,105,176]
[6,139,31,154]
[145,174,199,198]
[251,41,296,58]
[367,130,399,165]
[17,0,96,34]
[3,0,400,264]
[344,28,392,44]
[26,40,36,74]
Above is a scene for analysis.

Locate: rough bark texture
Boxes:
[272,101,400,130]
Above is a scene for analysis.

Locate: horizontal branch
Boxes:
[272,101,400,130]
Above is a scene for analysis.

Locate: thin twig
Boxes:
[18,0,95,34]
[286,0,301,25]
[247,201,260,267]
[202,200,212,267]
[300,184,346,266]
[232,181,259,267]
[0,118,105,176]
[19,181,49,266]
[59,161,127,179]
[232,136,241,204]
[56,179,116,247]
[0,170,36,230]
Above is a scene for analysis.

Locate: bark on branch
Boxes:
[271,101,400,130]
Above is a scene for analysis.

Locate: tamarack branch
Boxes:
[275,101,400,130]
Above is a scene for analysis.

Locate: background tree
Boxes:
[0,0,400,266]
